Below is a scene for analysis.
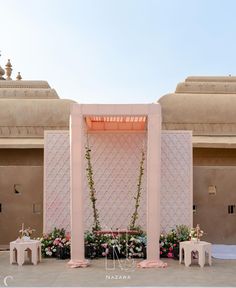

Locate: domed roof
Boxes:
[0,80,59,99]
[158,76,236,136]
[0,79,76,139]
[0,98,74,127]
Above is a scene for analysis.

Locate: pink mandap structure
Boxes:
[68,103,166,268]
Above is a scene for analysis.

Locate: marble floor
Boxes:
[1,251,236,287]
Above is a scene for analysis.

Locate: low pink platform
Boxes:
[68,259,90,268]
[137,259,167,268]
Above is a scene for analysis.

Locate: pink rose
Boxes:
[53,239,60,245]
[167,252,173,258]
[66,233,71,241]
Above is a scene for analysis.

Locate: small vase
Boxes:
[190,237,198,243]
[22,236,30,241]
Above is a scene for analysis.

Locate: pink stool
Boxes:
[10,239,41,266]
[179,241,212,268]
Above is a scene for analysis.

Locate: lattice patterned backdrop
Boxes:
[44,131,70,233]
[84,133,147,231]
[160,131,192,232]
[44,130,192,233]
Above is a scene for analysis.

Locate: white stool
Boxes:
[179,241,212,268]
[10,239,41,266]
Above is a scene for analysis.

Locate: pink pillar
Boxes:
[138,105,167,268]
[68,105,89,268]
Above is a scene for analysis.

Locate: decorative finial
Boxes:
[16,72,22,80]
[5,59,12,80]
[0,52,5,80]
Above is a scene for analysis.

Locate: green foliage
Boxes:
[85,146,101,232]
[176,224,191,242]
[129,150,145,230]
[159,225,190,258]
[85,231,147,259]
[39,225,191,259]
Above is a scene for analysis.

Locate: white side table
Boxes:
[10,239,41,266]
[179,241,212,268]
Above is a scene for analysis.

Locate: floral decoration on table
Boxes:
[189,224,204,242]
[39,227,70,258]
[19,223,35,240]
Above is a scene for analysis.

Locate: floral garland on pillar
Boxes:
[85,145,145,233]
[129,149,145,231]
[85,146,101,232]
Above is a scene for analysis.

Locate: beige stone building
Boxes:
[159,76,236,244]
[0,60,74,247]
[0,54,235,246]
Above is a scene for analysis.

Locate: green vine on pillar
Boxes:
[85,146,101,232]
[129,149,145,230]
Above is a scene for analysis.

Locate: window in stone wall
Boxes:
[208,185,216,195]
[33,203,41,214]
[14,184,22,195]
[228,205,236,215]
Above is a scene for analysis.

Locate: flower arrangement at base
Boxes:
[160,225,190,259]
[39,228,70,258]
[160,230,177,258]
[40,225,190,260]
[84,231,110,258]
[84,230,146,259]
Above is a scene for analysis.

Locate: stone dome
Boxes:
[0,80,76,140]
[158,76,236,136]
[0,80,59,99]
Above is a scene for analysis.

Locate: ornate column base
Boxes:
[68,259,90,268]
[137,259,167,268]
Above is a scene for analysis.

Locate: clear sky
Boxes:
[1,0,236,103]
